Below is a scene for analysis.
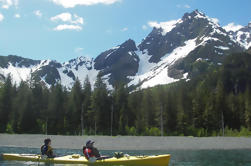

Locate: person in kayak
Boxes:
[83,140,101,160]
[41,138,55,158]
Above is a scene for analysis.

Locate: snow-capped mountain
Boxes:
[126,10,244,89]
[224,22,251,49]
[0,10,250,90]
[0,55,98,89]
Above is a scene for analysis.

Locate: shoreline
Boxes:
[0,134,251,150]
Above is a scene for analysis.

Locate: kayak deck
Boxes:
[2,153,170,166]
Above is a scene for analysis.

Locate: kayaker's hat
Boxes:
[86,140,95,147]
[44,138,51,145]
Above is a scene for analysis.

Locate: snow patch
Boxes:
[199,36,221,46]
[214,50,224,55]
[0,63,32,84]
[0,60,51,85]
[235,31,251,49]
[196,58,203,62]
[112,46,120,49]
[215,46,230,50]
[136,49,156,75]
[102,74,113,91]
[105,49,117,59]
[129,38,198,89]
[183,73,189,79]
[59,59,99,90]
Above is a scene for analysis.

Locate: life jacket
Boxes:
[83,147,95,160]
[41,145,48,155]
[41,145,54,158]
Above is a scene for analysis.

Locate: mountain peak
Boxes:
[192,9,205,17]
[120,39,137,51]
[248,22,251,28]
[182,9,219,28]
[94,39,137,70]
[182,9,205,20]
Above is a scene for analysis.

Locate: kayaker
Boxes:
[41,138,55,158]
[83,140,101,160]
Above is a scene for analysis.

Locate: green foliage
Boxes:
[0,75,13,132]
[196,128,208,137]
[149,127,161,136]
[239,127,251,136]
[6,122,14,133]
[125,126,137,136]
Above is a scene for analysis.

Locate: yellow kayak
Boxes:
[2,153,170,166]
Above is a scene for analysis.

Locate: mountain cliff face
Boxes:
[0,10,250,90]
[94,39,139,86]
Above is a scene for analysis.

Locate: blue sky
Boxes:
[0,0,250,62]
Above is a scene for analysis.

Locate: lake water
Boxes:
[1,147,251,166]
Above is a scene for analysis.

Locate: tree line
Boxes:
[0,51,251,136]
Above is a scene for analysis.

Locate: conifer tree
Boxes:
[82,76,92,134]
[0,75,13,132]
[91,75,110,135]
[244,85,251,129]
[114,83,129,135]
[47,83,66,134]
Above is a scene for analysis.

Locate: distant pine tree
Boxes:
[0,75,13,132]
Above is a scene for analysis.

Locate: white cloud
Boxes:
[223,22,243,32]
[34,10,42,17]
[121,27,128,32]
[148,21,159,28]
[142,25,148,30]
[53,24,82,31]
[184,4,190,8]
[148,20,176,30]
[51,12,84,24]
[105,29,112,34]
[73,14,84,24]
[14,13,20,18]
[51,13,84,31]
[74,47,84,53]
[176,4,190,9]
[51,0,121,8]
[148,20,181,35]
[0,0,18,9]
[211,18,219,25]
[0,13,4,21]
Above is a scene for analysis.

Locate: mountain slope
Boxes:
[128,10,244,88]
[94,39,139,86]
[0,10,250,90]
